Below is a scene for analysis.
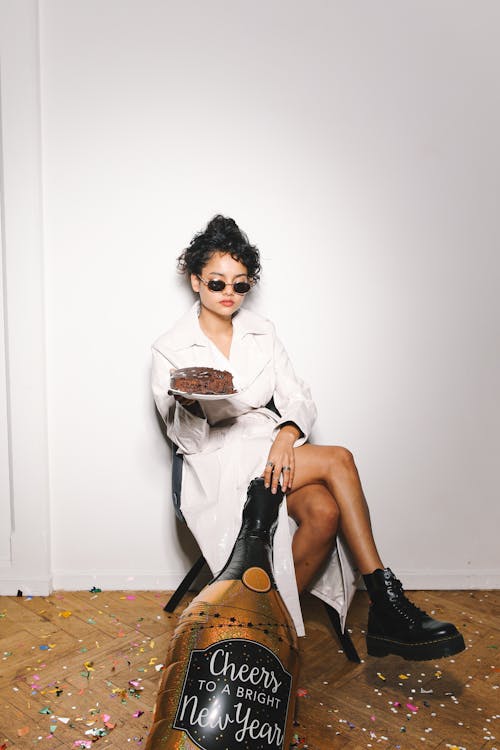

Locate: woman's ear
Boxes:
[190,274,200,293]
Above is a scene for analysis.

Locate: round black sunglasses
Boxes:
[197,276,252,295]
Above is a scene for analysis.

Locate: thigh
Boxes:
[292,443,352,492]
[286,482,330,525]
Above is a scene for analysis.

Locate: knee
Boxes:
[302,489,340,538]
[328,446,356,473]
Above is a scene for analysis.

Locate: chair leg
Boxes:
[164,555,207,613]
[323,602,361,663]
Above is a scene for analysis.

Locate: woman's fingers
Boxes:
[283,463,294,492]
[282,460,295,492]
[168,389,196,407]
[172,393,196,407]
[263,458,295,493]
[263,460,275,489]
[270,461,283,494]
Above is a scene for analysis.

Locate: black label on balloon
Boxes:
[173,638,292,750]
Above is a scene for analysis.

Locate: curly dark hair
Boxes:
[177,215,261,281]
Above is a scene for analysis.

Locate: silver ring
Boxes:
[266,461,274,468]
[282,466,291,471]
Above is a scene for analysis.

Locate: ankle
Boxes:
[362,566,385,577]
[363,568,401,598]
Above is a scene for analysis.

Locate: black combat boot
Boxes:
[363,568,465,661]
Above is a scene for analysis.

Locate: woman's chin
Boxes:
[201,301,242,319]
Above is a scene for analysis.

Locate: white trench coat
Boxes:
[151,302,358,636]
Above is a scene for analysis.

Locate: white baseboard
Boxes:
[1,568,499,597]
[50,568,211,593]
[0,576,53,596]
[356,569,500,590]
[393,569,500,590]
[44,568,500,592]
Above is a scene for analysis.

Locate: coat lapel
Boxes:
[157,303,273,388]
[230,309,272,391]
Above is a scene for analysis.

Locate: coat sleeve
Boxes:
[151,347,210,454]
[271,328,317,447]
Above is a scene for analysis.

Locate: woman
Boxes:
[152,215,464,660]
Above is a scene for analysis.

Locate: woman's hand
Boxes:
[168,388,203,417]
[172,393,196,408]
[168,369,196,408]
[263,424,301,494]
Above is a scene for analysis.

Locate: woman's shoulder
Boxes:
[233,307,275,336]
[152,303,200,353]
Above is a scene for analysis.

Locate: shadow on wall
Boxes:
[154,409,212,593]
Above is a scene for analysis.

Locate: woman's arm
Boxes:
[271,330,317,445]
[263,328,318,493]
[263,422,301,493]
[151,348,210,454]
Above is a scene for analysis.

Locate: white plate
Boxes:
[168,387,241,401]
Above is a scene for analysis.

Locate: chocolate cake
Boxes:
[170,367,236,395]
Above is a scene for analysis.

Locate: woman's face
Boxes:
[191,251,251,319]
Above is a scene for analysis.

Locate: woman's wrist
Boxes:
[180,399,205,419]
[279,422,301,441]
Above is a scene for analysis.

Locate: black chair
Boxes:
[163,408,360,663]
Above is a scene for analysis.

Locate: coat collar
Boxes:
[164,301,270,352]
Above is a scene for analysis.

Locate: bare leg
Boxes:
[290,445,384,575]
[283,446,465,661]
[286,483,340,593]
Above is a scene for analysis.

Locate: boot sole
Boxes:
[366,632,466,661]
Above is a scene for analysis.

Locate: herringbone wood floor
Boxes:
[0,588,498,748]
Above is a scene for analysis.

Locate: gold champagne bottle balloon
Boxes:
[145,477,299,750]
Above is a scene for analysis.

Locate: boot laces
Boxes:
[385,574,427,622]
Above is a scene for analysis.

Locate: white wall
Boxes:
[1,0,499,594]
[0,147,11,567]
[0,0,51,593]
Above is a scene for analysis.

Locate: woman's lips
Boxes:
[220,300,234,307]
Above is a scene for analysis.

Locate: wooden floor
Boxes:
[0,588,498,749]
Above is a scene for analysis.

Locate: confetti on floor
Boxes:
[291,590,500,750]
[1,589,498,749]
